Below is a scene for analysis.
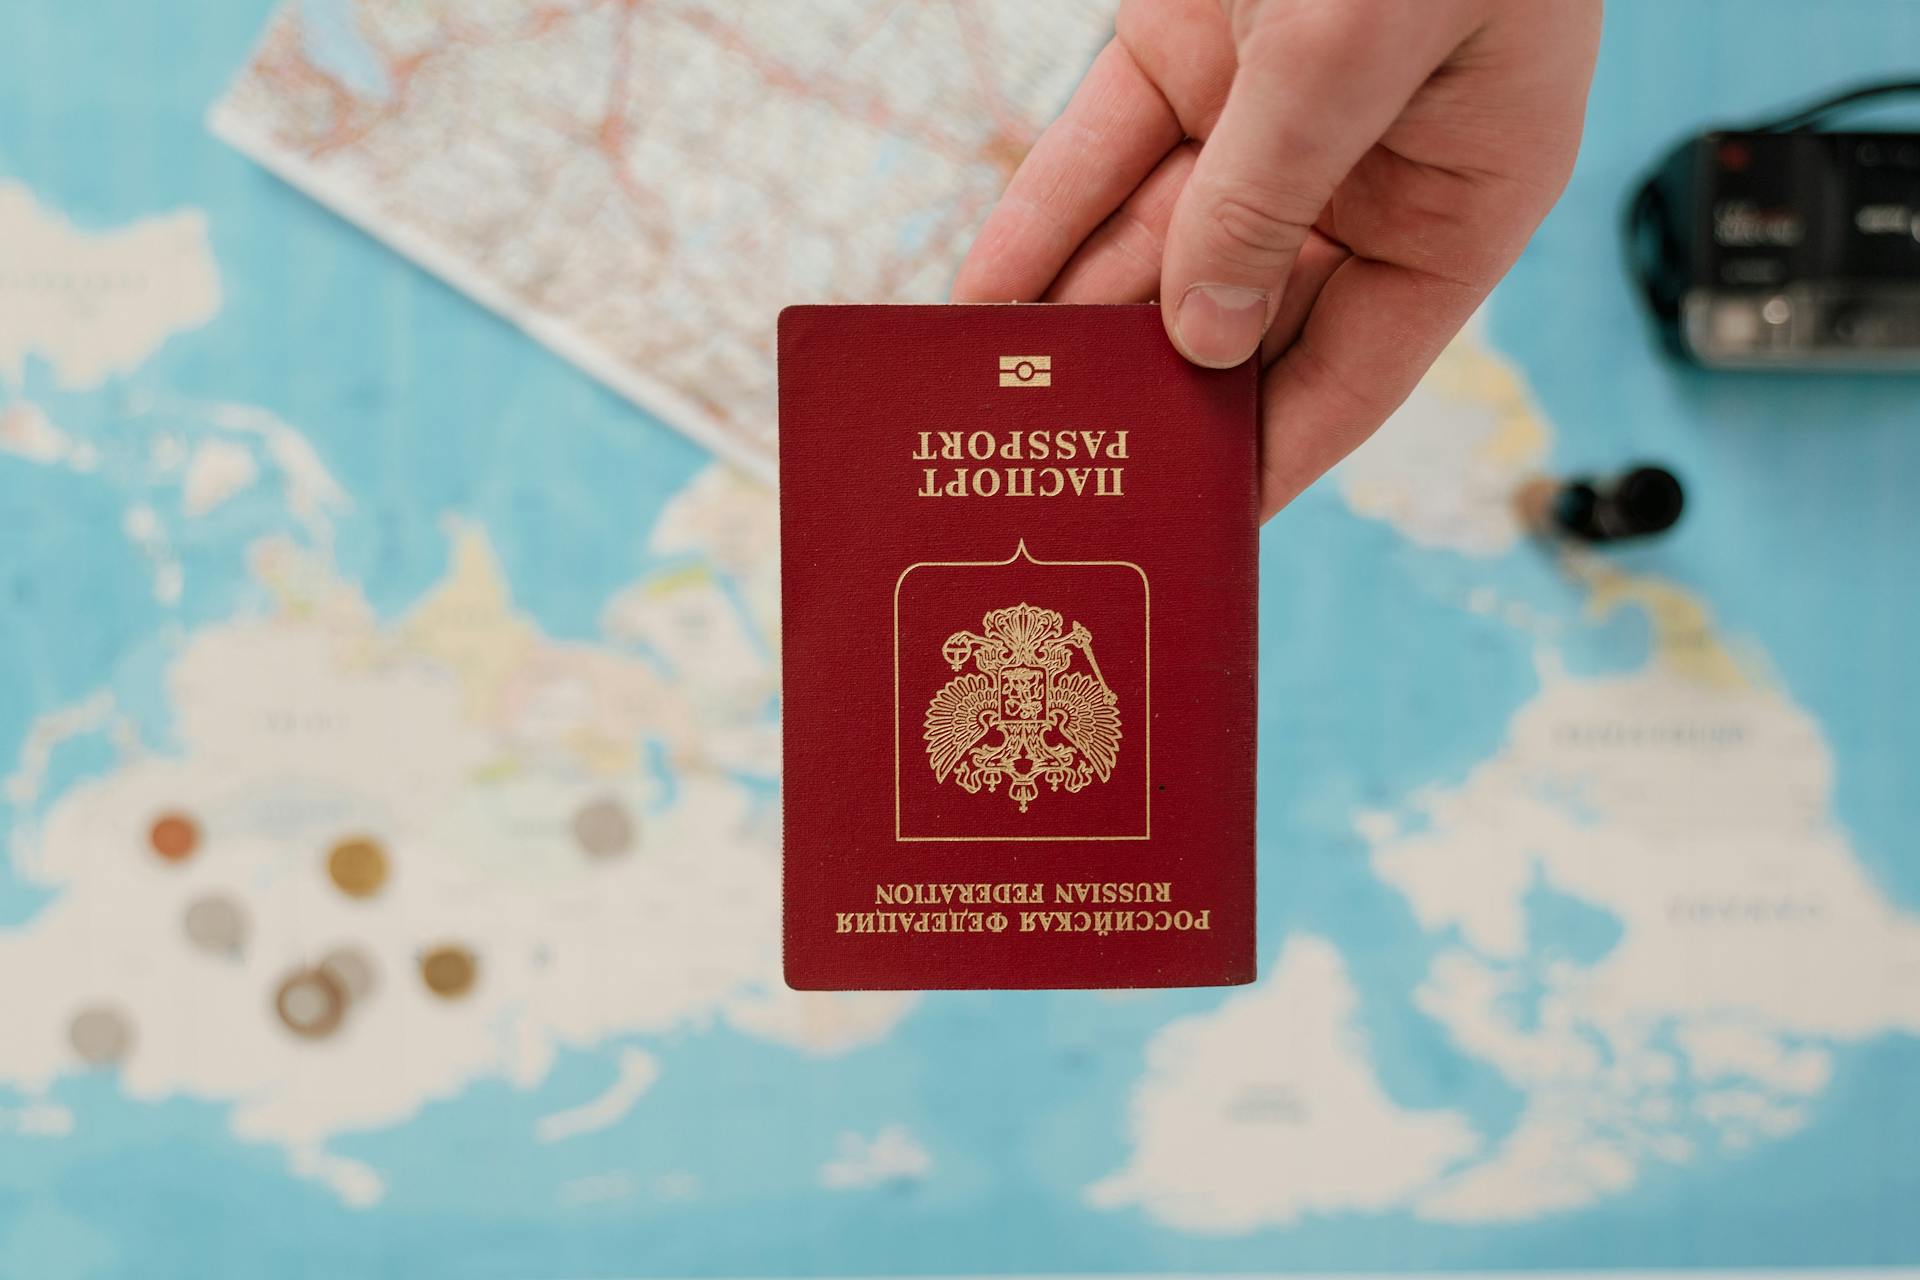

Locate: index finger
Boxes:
[951,38,1183,303]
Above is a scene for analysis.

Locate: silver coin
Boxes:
[182,894,248,956]
[571,795,635,858]
[317,946,377,1002]
[274,968,346,1039]
[68,1006,135,1066]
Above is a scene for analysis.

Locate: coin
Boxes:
[419,944,477,999]
[68,1005,135,1066]
[571,796,634,858]
[148,812,200,862]
[318,946,377,1002]
[274,967,347,1039]
[326,836,389,899]
[182,894,248,956]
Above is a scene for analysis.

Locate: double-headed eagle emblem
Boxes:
[923,603,1121,813]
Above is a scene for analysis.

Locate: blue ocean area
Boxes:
[0,2,1916,1275]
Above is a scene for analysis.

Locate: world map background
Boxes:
[1,2,1918,1277]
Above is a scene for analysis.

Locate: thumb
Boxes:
[1161,0,1469,367]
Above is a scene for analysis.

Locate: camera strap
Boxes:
[1745,78,1920,133]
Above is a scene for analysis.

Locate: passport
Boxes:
[778,304,1257,990]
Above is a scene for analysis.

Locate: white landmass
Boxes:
[121,503,182,605]
[0,401,97,471]
[181,437,260,517]
[536,1048,661,1143]
[0,183,220,390]
[1090,571,1912,1228]
[1089,936,1479,1233]
[290,1147,387,1208]
[0,465,908,1204]
[0,1100,74,1138]
[127,393,353,546]
[1102,325,1919,1233]
[820,1125,933,1190]
[722,986,921,1058]
[3,691,118,817]
[645,464,779,646]
[195,400,350,545]
[1336,316,1549,558]
[1384,569,1920,1223]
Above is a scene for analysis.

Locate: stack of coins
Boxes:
[269,946,384,1042]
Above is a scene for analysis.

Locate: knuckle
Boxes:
[1236,0,1377,58]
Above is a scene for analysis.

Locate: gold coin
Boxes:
[274,967,347,1039]
[419,944,477,999]
[326,836,389,899]
[149,812,200,862]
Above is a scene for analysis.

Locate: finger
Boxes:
[1043,142,1198,303]
[1114,0,1236,139]
[1045,155,1350,350]
[951,39,1182,303]
[1256,257,1484,519]
[1259,229,1349,363]
[1319,5,1601,289]
[1035,0,1240,304]
[1160,0,1476,366]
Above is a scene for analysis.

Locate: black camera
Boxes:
[1627,80,1920,368]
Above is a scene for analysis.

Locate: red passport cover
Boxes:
[779,304,1257,990]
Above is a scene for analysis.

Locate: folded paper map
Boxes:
[212,0,1117,478]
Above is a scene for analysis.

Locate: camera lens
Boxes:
[1612,468,1686,537]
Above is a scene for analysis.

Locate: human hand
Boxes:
[952,0,1601,519]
